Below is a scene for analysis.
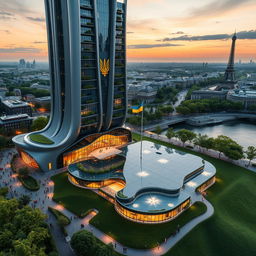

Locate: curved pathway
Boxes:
[0,148,215,256]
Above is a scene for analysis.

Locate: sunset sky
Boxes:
[0,0,255,62]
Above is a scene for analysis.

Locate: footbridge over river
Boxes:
[143,112,256,132]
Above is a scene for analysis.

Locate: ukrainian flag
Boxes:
[131,103,144,114]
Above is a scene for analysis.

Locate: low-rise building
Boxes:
[30,83,50,91]
[136,86,157,104]
[227,90,256,109]
[191,90,228,100]
[31,96,51,107]
[1,99,32,116]
[0,114,33,133]
[0,88,8,98]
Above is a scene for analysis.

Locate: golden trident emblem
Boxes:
[100,59,110,77]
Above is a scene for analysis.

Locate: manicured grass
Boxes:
[52,173,207,249]
[29,134,54,145]
[19,175,40,191]
[133,134,256,256]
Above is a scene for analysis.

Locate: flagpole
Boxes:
[140,102,143,173]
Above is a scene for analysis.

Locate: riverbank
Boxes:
[161,120,256,148]
[143,131,256,172]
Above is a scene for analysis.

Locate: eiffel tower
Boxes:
[224,32,237,84]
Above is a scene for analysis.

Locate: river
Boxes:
[161,120,256,149]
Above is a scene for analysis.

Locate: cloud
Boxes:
[0,47,41,53]
[161,30,256,41]
[33,41,47,44]
[26,16,45,22]
[128,43,182,49]
[0,1,33,16]
[127,32,134,34]
[0,11,13,16]
[170,31,184,35]
[188,0,254,18]
[0,10,15,20]
[0,30,11,34]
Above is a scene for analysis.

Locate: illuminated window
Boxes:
[20,151,39,169]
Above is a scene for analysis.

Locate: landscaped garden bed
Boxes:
[18,175,40,191]
[29,134,54,145]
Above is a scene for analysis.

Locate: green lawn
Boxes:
[52,173,206,249]
[133,134,256,256]
[29,134,54,145]
[52,134,256,254]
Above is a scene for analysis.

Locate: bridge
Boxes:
[140,112,256,132]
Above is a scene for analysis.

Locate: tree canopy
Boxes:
[176,99,243,115]
[71,230,117,256]
[0,197,56,255]
[31,117,49,131]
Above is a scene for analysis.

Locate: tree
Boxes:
[176,129,196,146]
[0,135,7,149]
[31,117,48,131]
[202,137,216,151]
[0,187,8,197]
[95,245,114,256]
[245,146,256,165]
[58,215,70,227]
[0,197,54,255]
[214,135,243,160]
[166,128,175,142]
[214,135,231,158]
[154,125,162,137]
[193,133,208,151]
[18,195,31,207]
[71,230,97,256]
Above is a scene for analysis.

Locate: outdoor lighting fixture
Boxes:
[187,181,197,187]
[146,196,161,206]
[132,204,139,208]
[143,149,151,154]
[202,171,211,176]
[158,158,168,164]
[168,203,174,207]
[137,171,149,177]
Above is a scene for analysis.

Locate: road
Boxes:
[172,89,188,114]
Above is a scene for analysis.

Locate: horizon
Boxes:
[0,0,255,62]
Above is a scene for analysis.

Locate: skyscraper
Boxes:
[13,0,131,171]
[224,32,237,83]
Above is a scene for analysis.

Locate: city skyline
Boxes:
[0,0,255,62]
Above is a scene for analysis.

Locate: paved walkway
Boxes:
[0,148,216,256]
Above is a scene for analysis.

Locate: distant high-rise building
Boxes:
[224,33,237,83]
[13,0,131,171]
[26,61,31,69]
[31,60,36,69]
[19,59,26,68]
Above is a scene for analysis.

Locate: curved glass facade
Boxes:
[67,141,216,224]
